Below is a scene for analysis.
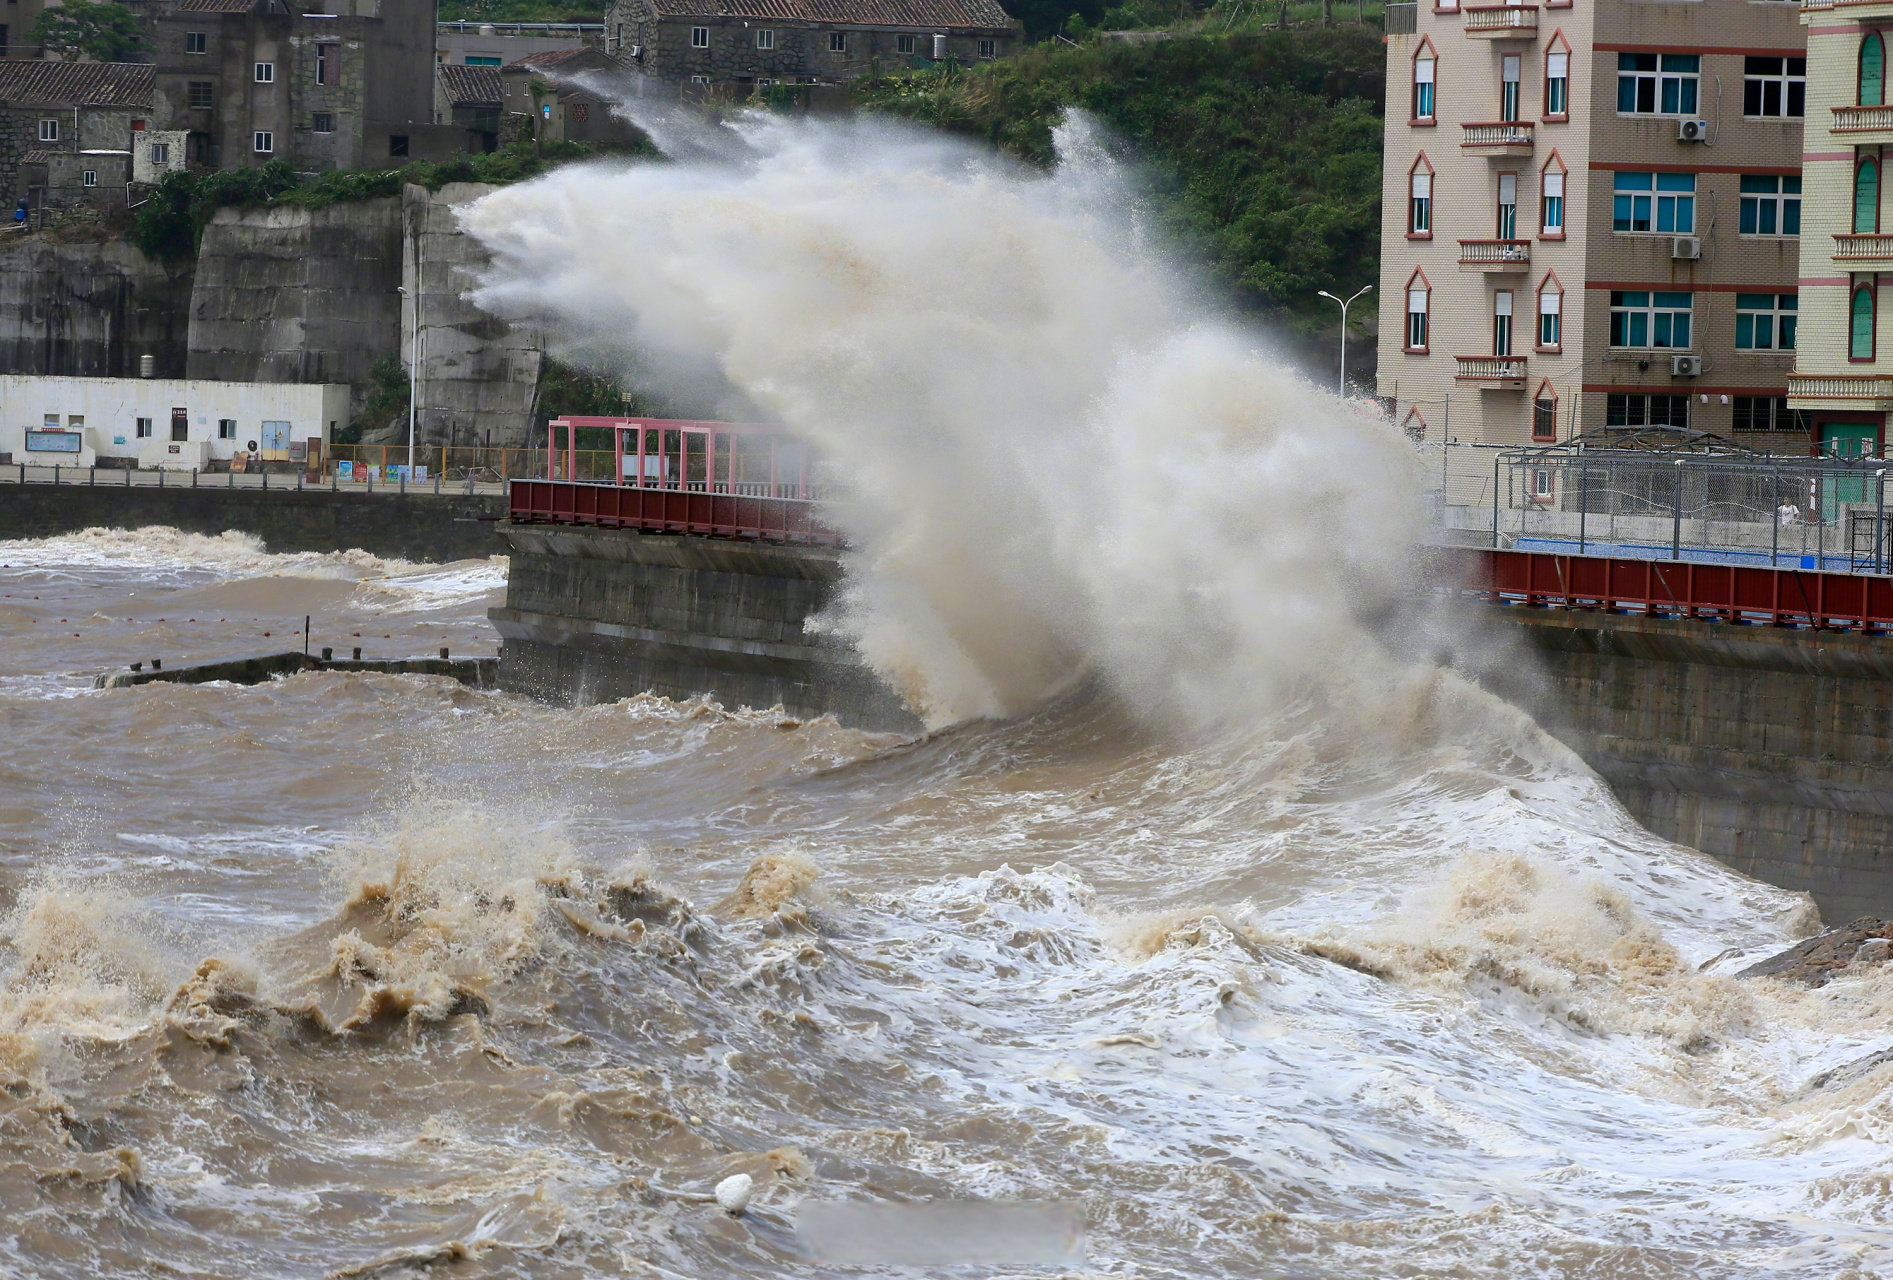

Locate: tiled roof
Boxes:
[507,48,599,69]
[643,0,1016,26]
[18,150,47,164]
[175,0,261,12]
[0,61,154,108]
[437,63,502,105]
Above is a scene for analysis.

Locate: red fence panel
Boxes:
[507,479,843,546]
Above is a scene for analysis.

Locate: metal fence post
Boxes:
[1879,469,1888,574]
[1671,458,1683,561]
[1578,462,1588,555]
[1491,451,1503,549]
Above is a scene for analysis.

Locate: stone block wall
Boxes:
[0,234,191,378]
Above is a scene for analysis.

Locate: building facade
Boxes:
[0,61,166,214]
[605,0,1020,87]
[436,19,600,67]
[0,373,343,469]
[1379,0,1811,452]
[124,0,444,173]
[1787,0,1893,456]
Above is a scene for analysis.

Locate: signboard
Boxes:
[24,430,81,453]
[335,460,355,482]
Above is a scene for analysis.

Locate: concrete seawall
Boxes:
[490,522,921,733]
[0,482,506,561]
[1484,605,1893,921]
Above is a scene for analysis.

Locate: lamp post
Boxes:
[1318,284,1374,398]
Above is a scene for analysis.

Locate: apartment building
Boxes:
[1378,0,1810,452]
[1786,0,1893,457]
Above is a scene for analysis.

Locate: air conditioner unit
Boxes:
[1671,236,1701,260]
[1678,118,1709,142]
[1671,354,1703,377]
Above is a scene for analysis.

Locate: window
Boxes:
[1501,54,1521,122]
[689,73,710,83]
[1538,280,1562,348]
[1533,388,1558,442]
[756,28,774,49]
[1545,49,1568,117]
[253,131,273,153]
[1610,290,1693,348]
[1732,396,1810,434]
[1739,175,1801,235]
[135,417,152,438]
[150,142,168,164]
[897,34,915,54]
[1541,167,1564,234]
[81,170,95,187]
[1618,53,1698,116]
[691,25,708,47]
[187,80,213,109]
[389,135,408,157]
[1735,293,1797,349]
[1494,290,1514,356]
[42,414,59,430]
[1414,47,1436,121]
[1531,466,1555,497]
[170,408,188,442]
[313,113,333,133]
[1613,171,1694,233]
[464,55,502,65]
[1409,163,1432,235]
[37,118,55,142]
[316,44,332,85]
[185,31,207,53]
[1607,393,1690,428]
[1860,157,1881,233]
[1496,172,1518,239]
[828,31,846,51]
[1743,56,1806,117]
[1406,274,1430,351]
[979,38,995,58]
[1853,282,1876,360]
[255,62,274,83]
[218,419,236,440]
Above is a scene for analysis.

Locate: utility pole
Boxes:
[1317,284,1373,398]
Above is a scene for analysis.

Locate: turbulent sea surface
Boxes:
[1,526,1890,1278]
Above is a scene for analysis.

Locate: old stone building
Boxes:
[123,0,455,173]
[435,61,501,152]
[0,61,159,215]
[500,47,643,146]
[604,0,1020,87]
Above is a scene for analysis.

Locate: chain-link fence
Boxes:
[1421,443,1893,572]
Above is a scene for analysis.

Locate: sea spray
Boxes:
[460,111,1426,726]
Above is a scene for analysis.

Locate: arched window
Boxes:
[1863,33,1885,107]
[1537,273,1563,349]
[1540,153,1566,236]
[1410,154,1434,237]
[1857,156,1880,234]
[1853,281,1877,361]
[1414,40,1437,122]
[1406,270,1431,352]
[1402,407,1428,442]
[1532,382,1558,441]
[1544,34,1571,120]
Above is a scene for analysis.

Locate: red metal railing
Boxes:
[508,478,842,546]
[1446,546,1893,631]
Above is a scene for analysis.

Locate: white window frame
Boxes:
[1735,293,1798,350]
[253,131,274,153]
[689,74,711,83]
[1545,50,1569,116]
[978,38,995,58]
[1541,169,1564,234]
[254,62,275,83]
[135,417,152,438]
[1617,53,1698,116]
[1613,171,1696,234]
[1414,53,1436,121]
[82,170,97,187]
[1500,54,1521,122]
[829,31,846,52]
[185,31,207,54]
[691,25,709,47]
[1410,169,1432,234]
[1739,175,1801,236]
[1743,56,1805,119]
[1407,283,1430,351]
[897,33,915,54]
[1494,290,1515,357]
[312,113,334,134]
[218,419,237,440]
[1609,290,1694,349]
[756,28,775,49]
[37,119,57,142]
[1539,287,1562,347]
[150,142,170,164]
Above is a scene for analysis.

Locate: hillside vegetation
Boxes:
[853,28,1384,331]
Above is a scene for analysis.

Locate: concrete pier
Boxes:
[489,521,921,733]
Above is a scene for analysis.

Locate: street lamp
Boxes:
[1318,284,1373,398]
[395,284,420,471]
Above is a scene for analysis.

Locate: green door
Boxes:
[1819,423,1879,521]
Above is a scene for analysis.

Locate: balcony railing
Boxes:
[1802,0,1893,11]
[1462,4,1538,34]
[1456,355,1529,383]
[1461,121,1534,149]
[1788,372,1893,403]
[1458,238,1532,268]
[1832,104,1893,133]
[1385,1,1418,32]
[1833,233,1893,261]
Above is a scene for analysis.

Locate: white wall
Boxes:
[0,376,348,468]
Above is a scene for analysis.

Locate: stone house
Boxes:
[435,61,501,152]
[123,0,460,174]
[604,0,1021,87]
[0,61,157,215]
[500,47,644,147]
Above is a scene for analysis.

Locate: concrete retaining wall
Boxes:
[0,482,506,561]
[0,235,192,378]
[490,521,920,732]
[1486,606,1893,921]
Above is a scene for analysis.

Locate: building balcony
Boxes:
[1831,104,1893,135]
[1833,233,1893,262]
[1456,355,1529,388]
[1788,372,1893,410]
[1460,121,1534,157]
[1462,4,1538,37]
[1803,0,1893,18]
[1458,239,1532,271]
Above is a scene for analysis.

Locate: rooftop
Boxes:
[437,63,503,106]
[0,61,153,108]
[635,0,1017,28]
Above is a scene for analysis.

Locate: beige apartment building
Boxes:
[1787,0,1893,457]
[1379,0,1811,451]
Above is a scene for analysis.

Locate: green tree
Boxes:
[28,0,146,61]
